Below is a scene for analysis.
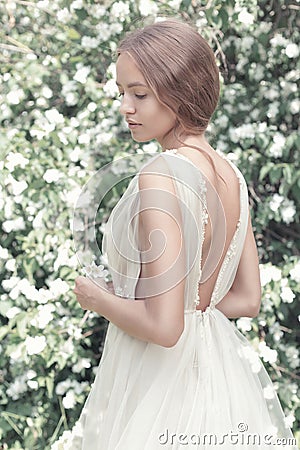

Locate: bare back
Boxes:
[175,146,242,311]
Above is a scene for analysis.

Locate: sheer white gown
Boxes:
[56,149,297,449]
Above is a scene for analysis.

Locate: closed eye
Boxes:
[117,93,147,100]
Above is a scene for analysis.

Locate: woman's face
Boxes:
[116,53,177,148]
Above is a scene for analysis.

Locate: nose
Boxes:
[119,94,135,116]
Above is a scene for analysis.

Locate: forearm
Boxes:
[94,288,157,344]
[215,287,261,319]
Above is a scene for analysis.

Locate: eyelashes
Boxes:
[118,93,147,100]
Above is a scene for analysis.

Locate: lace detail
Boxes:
[164,148,247,310]
[209,217,242,307]
[114,285,131,299]
[209,153,246,307]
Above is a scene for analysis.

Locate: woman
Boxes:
[61,19,296,449]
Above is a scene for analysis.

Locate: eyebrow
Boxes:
[116,81,148,88]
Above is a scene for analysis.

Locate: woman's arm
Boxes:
[74,166,185,347]
[216,211,262,319]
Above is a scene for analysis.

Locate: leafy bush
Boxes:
[0,0,299,448]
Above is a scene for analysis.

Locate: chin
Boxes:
[131,135,154,143]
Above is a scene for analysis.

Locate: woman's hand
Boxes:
[74,276,107,313]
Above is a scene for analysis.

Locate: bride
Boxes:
[55,19,297,450]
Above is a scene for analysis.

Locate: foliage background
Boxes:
[0,0,299,448]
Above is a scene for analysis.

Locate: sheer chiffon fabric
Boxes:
[59,150,297,450]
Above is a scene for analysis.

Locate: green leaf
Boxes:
[66,28,81,40]
[259,163,273,181]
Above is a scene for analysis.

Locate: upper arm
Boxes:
[230,210,262,314]
[135,166,185,347]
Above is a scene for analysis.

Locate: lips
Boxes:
[126,119,142,125]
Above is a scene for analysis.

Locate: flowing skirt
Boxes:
[54,308,297,450]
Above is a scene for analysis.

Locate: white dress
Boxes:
[58,149,297,450]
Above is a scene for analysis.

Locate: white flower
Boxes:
[269,322,283,342]
[48,278,70,297]
[267,101,279,119]
[41,86,53,98]
[60,340,75,359]
[32,210,44,229]
[143,142,159,154]
[139,0,158,16]
[258,341,277,364]
[83,262,108,280]
[73,66,91,84]
[269,194,284,212]
[5,258,16,272]
[290,261,300,282]
[6,89,25,105]
[90,4,105,18]
[236,317,252,332]
[167,0,181,9]
[290,99,300,115]
[87,101,97,112]
[270,34,289,47]
[0,246,9,259]
[5,152,29,171]
[27,369,37,380]
[7,375,28,400]
[19,279,40,301]
[27,380,39,390]
[45,108,64,125]
[110,1,130,21]
[237,8,254,25]
[280,199,296,224]
[2,217,25,233]
[269,132,285,158]
[285,43,299,58]
[285,346,299,369]
[72,217,85,231]
[63,390,76,409]
[264,87,278,101]
[72,358,91,373]
[259,264,281,286]
[37,287,54,304]
[77,133,90,144]
[96,23,112,43]
[81,36,99,49]
[8,177,28,196]
[6,306,21,319]
[2,276,21,290]
[56,379,72,396]
[103,79,118,97]
[57,7,69,23]
[25,335,47,355]
[280,286,295,303]
[53,244,76,271]
[109,22,123,37]
[31,304,55,329]
[10,344,23,361]
[43,168,62,183]
[69,147,82,162]
[229,123,255,142]
[71,0,83,9]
